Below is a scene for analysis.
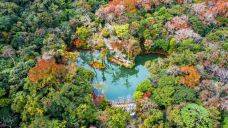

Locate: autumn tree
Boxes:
[28,59,66,84]
[179,66,201,88]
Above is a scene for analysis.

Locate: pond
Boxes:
[77,50,160,102]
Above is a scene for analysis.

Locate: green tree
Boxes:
[76,26,92,41]
[107,109,130,128]
[114,24,130,39]
[177,38,201,52]
[152,85,175,106]
[189,15,211,36]
[153,39,169,52]
[75,104,98,126]
[180,103,213,128]
[136,79,153,93]
[0,88,11,107]
[152,76,179,106]
[142,109,164,128]
[173,86,197,104]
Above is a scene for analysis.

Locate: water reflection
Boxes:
[77,50,159,101]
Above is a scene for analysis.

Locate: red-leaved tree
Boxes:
[28,59,66,84]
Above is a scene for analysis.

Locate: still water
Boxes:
[77,50,159,101]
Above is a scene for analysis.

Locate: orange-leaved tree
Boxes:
[180,66,201,88]
[28,59,67,84]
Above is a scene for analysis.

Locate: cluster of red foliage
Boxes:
[211,0,228,17]
[180,66,201,88]
[108,0,138,12]
[143,91,152,99]
[28,59,66,83]
[191,0,228,24]
[196,79,227,110]
[165,15,189,32]
[177,0,184,4]
[74,39,83,48]
[103,0,125,16]
[92,92,105,105]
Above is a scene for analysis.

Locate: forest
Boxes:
[0,0,227,128]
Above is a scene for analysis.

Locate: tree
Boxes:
[168,50,196,66]
[168,38,177,54]
[168,103,213,128]
[152,85,175,106]
[173,86,197,104]
[114,24,130,39]
[136,79,153,93]
[180,103,213,128]
[26,117,66,128]
[153,38,169,52]
[76,26,92,42]
[223,116,228,128]
[189,15,210,36]
[107,108,130,128]
[28,59,66,84]
[142,109,164,128]
[0,88,11,107]
[152,76,179,106]
[177,38,201,52]
[179,66,201,88]
[75,104,98,126]
[12,66,96,127]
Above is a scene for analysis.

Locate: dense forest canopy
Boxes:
[0,0,227,127]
